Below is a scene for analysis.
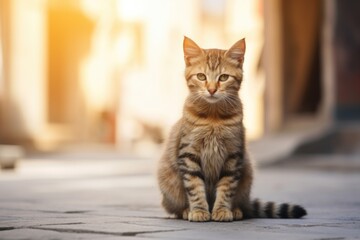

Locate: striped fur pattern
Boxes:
[157,37,307,221]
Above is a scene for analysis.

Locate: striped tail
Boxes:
[251,198,307,218]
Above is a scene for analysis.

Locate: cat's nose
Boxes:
[208,88,217,95]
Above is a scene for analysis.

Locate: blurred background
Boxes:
[0,0,359,166]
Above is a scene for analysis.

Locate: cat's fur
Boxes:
[157,37,307,222]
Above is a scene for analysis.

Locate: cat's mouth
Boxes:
[204,94,221,103]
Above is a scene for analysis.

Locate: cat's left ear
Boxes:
[225,38,246,65]
[183,36,203,66]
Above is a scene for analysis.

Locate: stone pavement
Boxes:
[0,156,360,240]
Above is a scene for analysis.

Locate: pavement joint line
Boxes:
[27,226,187,237]
[63,211,90,214]
[0,207,93,214]
[312,238,345,240]
[122,216,166,219]
[0,227,16,231]
[102,220,171,228]
[279,222,359,228]
[37,210,92,214]
[34,222,84,227]
[122,229,188,237]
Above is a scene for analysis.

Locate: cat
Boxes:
[157,36,307,222]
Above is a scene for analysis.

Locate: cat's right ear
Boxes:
[225,38,246,66]
[183,36,203,66]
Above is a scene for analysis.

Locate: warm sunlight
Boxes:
[2,0,264,152]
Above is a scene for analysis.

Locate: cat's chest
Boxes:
[201,130,227,159]
[190,126,234,181]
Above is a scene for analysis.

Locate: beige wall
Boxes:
[0,0,266,153]
[0,0,47,144]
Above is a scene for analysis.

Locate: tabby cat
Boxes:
[157,37,307,222]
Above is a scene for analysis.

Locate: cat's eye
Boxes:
[219,74,229,82]
[196,73,207,81]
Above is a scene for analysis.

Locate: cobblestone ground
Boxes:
[0,157,359,240]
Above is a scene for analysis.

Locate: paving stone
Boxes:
[1,158,360,239]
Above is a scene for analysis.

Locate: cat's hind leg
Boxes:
[232,208,244,220]
[158,161,188,219]
[181,208,190,220]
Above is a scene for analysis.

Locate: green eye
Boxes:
[196,73,207,81]
[219,74,229,82]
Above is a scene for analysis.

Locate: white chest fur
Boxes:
[191,126,228,183]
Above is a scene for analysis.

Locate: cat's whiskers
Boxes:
[222,94,239,111]
[190,92,204,104]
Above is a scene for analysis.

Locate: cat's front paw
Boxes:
[188,209,211,222]
[211,208,233,222]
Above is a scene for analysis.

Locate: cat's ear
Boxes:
[225,38,246,65]
[183,36,203,66]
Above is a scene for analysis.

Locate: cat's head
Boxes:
[183,37,245,104]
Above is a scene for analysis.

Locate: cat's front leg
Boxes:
[178,149,210,222]
[212,177,236,222]
[212,152,243,222]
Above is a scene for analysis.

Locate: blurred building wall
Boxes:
[333,0,360,121]
[0,0,284,154]
[115,0,265,154]
[0,0,47,146]
[264,0,324,131]
[2,0,358,155]
[263,0,360,133]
